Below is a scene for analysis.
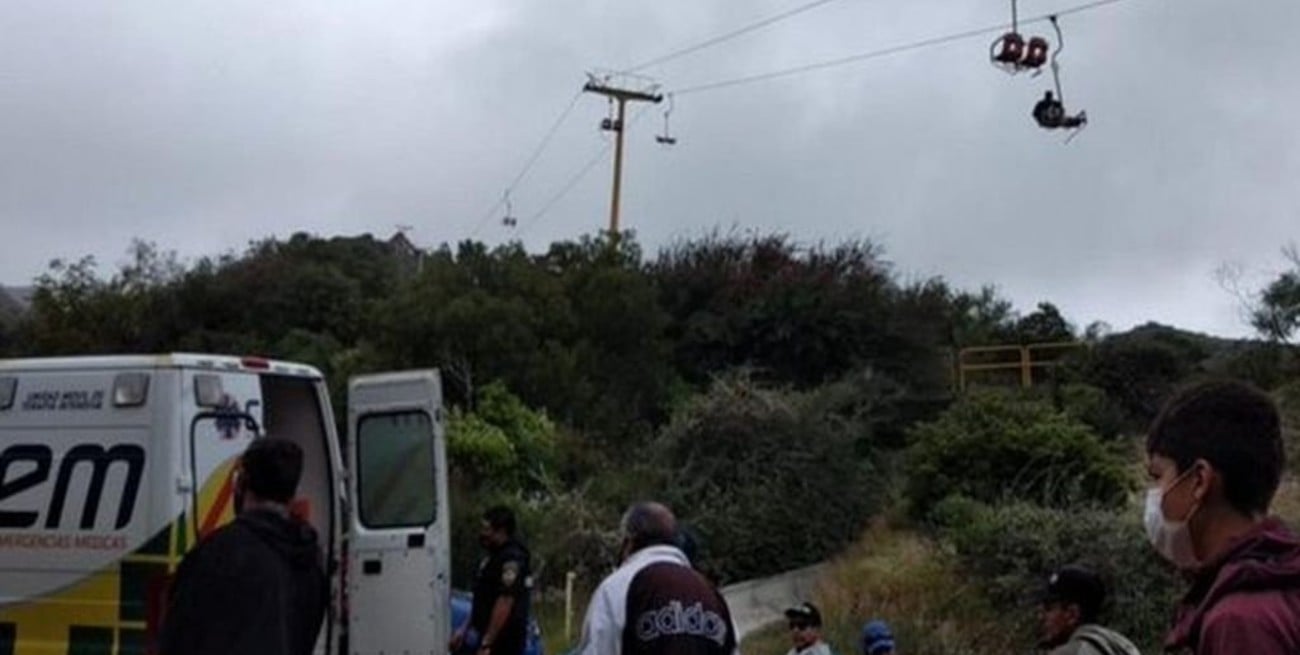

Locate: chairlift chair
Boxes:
[1031,17,1088,137]
[990,0,1049,74]
[655,94,678,146]
[992,32,1026,66]
[501,192,518,228]
[600,98,621,132]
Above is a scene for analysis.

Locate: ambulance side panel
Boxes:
[0,368,181,655]
[0,365,269,655]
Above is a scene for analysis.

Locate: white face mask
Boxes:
[1143,468,1201,569]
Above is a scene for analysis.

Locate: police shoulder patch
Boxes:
[501,561,520,588]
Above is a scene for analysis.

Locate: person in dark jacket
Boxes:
[451,506,532,655]
[1144,379,1300,654]
[160,438,328,655]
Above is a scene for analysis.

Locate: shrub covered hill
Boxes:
[5,230,1298,654]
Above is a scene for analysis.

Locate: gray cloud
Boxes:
[2,0,1296,337]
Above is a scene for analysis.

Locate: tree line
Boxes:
[1,230,1296,590]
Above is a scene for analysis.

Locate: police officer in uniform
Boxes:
[451,506,532,655]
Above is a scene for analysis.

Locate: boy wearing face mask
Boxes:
[1144,380,1300,654]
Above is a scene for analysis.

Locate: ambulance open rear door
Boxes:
[345,371,451,655]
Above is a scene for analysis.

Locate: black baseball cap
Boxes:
[1041,565,1105,619]
[785,602,822,627]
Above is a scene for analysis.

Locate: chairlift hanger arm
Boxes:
[1049,16,1065,102]
[582,81,664,104]
[1051,16,1065,58]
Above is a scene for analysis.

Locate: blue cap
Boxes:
[860,620,895,654]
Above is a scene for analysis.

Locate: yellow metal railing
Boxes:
[956,341,1086,391]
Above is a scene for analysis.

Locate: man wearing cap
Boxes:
[1038,566,1140,655]
[784,603,832,655]
[859,620,894,655]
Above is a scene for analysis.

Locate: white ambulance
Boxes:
[0,354,452,655]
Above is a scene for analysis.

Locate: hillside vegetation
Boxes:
[5,230,1299,655]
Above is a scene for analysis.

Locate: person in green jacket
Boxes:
[1037,566,1140,655]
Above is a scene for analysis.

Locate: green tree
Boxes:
[650,233,899,388]
[448,381,559,492]
[445,383,566,586]
[375,235,674,443]
[550,235,675,441]
[1014,302,1075,344]
[170,233,401,352]
[375,240,572,406]
[21,242,183,354]
[0,320,12,356]
[943,285,1017,347]
[1252,246,1300,343]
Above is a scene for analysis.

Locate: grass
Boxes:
[741,520,1024,655]
[541,523,1025,655]
[534,587,589,655]
[739,475,1300,655]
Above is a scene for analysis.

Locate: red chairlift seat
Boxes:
[1022,37,1050,69]
[992,32,1026,65]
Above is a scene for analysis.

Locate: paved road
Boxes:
[721,564,825,639]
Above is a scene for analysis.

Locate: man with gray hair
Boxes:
[577,502,739,655]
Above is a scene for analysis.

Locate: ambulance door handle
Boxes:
[363,560,382,576]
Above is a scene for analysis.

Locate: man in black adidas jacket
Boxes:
[577,502,738,655]
[160,438,328,655]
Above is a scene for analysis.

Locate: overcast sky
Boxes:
[2,0,1297,337]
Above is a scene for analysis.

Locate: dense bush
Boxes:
[906,391,1131,517]
[446,382,569,587]
[1081,325,1211,426]
[448,487,622,590]
[930,497,1182,653]
[1278,381,1300,476]
[1212,343,1299,391]
[1054,382,1128,442]
[447,381,560,492]
[650,375,882,583]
